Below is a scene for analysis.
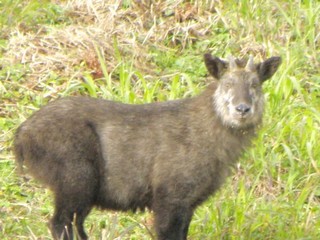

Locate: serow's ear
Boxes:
[257,56,282,82]
[204,53,227,79]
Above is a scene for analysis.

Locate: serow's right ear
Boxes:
[204,53,227,79]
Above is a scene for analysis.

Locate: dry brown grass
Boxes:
[3,0,218,83]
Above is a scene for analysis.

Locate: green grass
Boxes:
[1,0,320,239]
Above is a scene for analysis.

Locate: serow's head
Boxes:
[204,53,281,129]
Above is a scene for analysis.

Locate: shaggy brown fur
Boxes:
[14,53,281,240]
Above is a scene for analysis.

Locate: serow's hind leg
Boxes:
[49,164,97,240]
[74,207,92,240]
[49,195,93,240]
[49,203,73,240]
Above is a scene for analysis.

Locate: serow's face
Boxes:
[214,70,264,128]
[204,54,282,129]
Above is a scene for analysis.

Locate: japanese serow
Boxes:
[14,53,281,240]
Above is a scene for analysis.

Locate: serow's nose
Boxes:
[236,104,251,115]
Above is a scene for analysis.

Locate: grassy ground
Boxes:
[1,0,319,239]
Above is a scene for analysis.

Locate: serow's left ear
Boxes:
[257,56,282,82]
[204,53,227,80]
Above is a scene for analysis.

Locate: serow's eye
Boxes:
[251,82,258,88]
[224,82,232,89]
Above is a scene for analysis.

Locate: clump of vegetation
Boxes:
[1,0,319,239]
